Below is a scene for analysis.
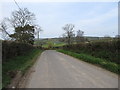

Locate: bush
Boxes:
[2,41,34,62]
[62,39,120,64]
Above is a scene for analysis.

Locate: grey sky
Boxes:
[0,0,118,38]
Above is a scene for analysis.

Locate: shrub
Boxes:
[2,41,34,62]
[62,39,120,64]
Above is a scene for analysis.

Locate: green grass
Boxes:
[42,42,66,48]
[53,43,66,47]
[2,49,43,88]
[57,49,120,74]
[42,44,49,48]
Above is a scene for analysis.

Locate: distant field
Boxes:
[34,37,115,48]
[42,42,66,48]
[53,43,66,47]
[34,38,66,48]
[90,38,113,42]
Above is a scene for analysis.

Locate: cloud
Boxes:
[39,6,118,37]
[74,7,118,36]
[0,3,3,21]
[0,2,118,38]
[78,7,117,26]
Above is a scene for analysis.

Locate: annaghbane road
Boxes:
[25,50,118,88]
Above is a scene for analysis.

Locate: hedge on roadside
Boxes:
[2,41,34,62]
[62,39,120,64]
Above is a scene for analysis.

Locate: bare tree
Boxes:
[8,8,35,28]
[0,19,10,40]
[76,30,85,43]
[62,24,75,45]
[6,8,43,45]
[77,30,84,37]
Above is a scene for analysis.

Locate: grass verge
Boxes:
[2,49,43,88]
[57,49,120,74]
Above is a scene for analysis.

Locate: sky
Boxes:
[0,0,119,38]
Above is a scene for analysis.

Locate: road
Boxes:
[25,50,118,88]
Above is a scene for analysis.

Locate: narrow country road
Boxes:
[25,50,118,88]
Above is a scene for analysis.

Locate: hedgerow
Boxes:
[62,39,120,64]
[2,41,34,62]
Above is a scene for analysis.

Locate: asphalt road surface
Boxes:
[25,50,118,88]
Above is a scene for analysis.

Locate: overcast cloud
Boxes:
[0,1,118,38]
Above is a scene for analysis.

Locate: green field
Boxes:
[35,38,66,48]
[34,37,115,48]
[42,42,66,48]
